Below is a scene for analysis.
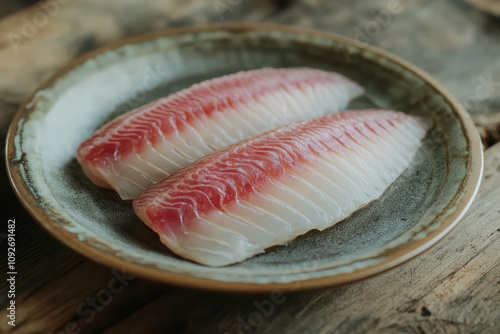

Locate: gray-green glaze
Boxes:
[7,25,483,290]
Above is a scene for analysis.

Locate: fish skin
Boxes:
[77,68,364,199]
[133,109,432,267]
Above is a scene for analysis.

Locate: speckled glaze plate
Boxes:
[6,24,483,292]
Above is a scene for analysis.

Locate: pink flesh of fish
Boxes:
[133,109,432,267]
[77,68,363,199]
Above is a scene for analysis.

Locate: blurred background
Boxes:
[1,1,500,333]
[0,0,38,18]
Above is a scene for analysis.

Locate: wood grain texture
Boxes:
[466,0,500,17]
[1,142,499,333]
[473,113,500,147]
[0,0,499,332]
[0,0,500,139]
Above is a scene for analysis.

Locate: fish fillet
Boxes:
[77,68,363,199]
[133,109,432,267]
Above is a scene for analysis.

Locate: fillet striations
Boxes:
[133,109,432,266]
[77,68,363,199]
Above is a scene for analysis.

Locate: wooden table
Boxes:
[1,1,500,333]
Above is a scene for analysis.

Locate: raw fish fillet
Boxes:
[133,109,432,267]
[77,68,363,199]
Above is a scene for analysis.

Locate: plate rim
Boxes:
[5,23,484,292]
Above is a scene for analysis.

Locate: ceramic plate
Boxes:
[6,24,483,292]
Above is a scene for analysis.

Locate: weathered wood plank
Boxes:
[1,0,500,139]
[1,1,500,332]
[3,141,497,334]
[0,1,29,19]
[0,0,279,301]
[265,0,500,142]
[473,113,500,147]
[466,0,500,17]
[0,260,171,333]
[102,142,500,334]
[99,142,500,334]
